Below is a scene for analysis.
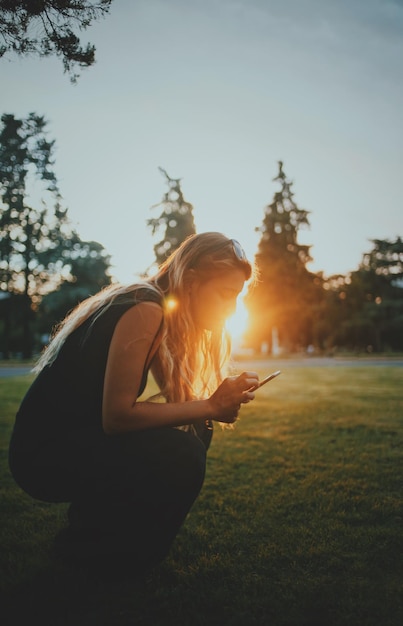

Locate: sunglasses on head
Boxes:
[230,239,247,261]
[189,237,248,268]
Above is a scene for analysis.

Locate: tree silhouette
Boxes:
[245,161,322,353]
[322,237,403,352]
[0,0,112,82]
[147,167,196,268]
[0,113,112,357]
[36,236,111,341]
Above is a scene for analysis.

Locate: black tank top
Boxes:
[10,288,163,451]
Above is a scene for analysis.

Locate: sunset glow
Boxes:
[164,296,178,312]
[226,298,249,347]
[1,2,400,287]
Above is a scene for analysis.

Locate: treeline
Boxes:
[244,162,403,355]
[0,115,402,359]
[0,114,112,359]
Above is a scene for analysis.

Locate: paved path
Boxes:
[232,356,403,369]
[0,367,33,378]
[1,357,402,378]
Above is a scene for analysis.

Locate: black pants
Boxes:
[9,421,212,573]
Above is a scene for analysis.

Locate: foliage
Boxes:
[362,236,403,279]
[147,167,196,268]
[245,161,323,353]
[0,113,71,357]
[36,236,111,337]
[0,114,71,295]
[321,238,403,352]
[1,363,402,625]
[0,0,112,82]
[0,113,112,357]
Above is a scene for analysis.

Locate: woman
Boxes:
[9,232,259,578]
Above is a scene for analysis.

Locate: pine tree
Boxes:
[245,161,322,353]
[147,167,196,267]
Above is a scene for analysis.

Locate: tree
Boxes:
[147,167,197,268]
[333,238,403,352]
[362,237,403,279]
[36,235,112,342]
[0,0,112,82]
[316,238,403,353]
[362,237,403,350]
[0,113,111,358]
[244,161,322,353]
[0,113,67,357]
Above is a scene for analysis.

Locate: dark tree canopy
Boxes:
[0,0,112,82]
[245,161,322,353]
[255,160,311,264]
[361,237,403,280]
[322,237,403,352]
[0,113,111,357]
[147,167,197,268]
[37,236,111,337]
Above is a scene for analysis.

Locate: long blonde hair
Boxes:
[34,232,254,402]
[151,232,253,402]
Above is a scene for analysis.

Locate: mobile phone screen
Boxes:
[255,370,281,389]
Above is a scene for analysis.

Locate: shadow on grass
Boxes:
[3,562,99,625]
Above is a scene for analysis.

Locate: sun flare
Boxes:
[226,298,249,347]
[164,296,178,311]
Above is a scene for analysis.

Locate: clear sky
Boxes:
[1,0,402,284]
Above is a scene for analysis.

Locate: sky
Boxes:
[1,0,402,284]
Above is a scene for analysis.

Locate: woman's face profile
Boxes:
[189,269,245,331]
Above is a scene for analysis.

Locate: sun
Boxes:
[226,297,249,348]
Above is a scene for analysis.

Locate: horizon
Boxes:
[0,0,402,284]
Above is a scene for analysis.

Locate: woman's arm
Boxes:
[102,301,258,434]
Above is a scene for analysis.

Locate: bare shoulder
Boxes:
[117,300,163,335]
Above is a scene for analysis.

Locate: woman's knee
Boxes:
[138,428,207,497]
[90,427,207,497]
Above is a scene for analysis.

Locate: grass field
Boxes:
[0,363,402,626]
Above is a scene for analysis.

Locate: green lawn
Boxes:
[1,364,402,626]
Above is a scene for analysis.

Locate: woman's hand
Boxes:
[207,371,259,423]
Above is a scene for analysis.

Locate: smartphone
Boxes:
[255,370,281,389]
